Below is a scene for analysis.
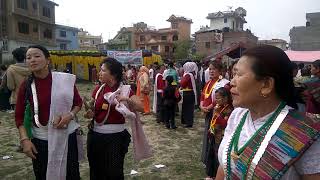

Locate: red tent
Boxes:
[285,50,320,63]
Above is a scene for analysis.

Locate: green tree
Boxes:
[173,40,191,60]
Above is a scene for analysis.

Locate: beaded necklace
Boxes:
[204,79,218,99]
[208,104,229,134]
[226,101,286,180]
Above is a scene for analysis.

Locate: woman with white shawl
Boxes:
[180,62,198,128]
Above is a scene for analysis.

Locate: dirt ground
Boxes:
[0,82,206,180]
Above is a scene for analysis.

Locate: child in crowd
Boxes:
[205,87,233,180]
[163,76,180,129]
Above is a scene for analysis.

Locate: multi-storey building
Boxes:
[195,7,258,57]
[78,28,102,51]
[0,0,58,63]
[100,15,192,59]
[55,24,80,50]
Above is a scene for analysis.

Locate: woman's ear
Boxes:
[260,77,275,97]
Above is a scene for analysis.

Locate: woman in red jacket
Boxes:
[15,45,83,180]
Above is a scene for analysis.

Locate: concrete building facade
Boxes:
[0,0,58,63]
[98,15,192,59]
[78,28,102,51]
[195,7,257,57]
[290,12,320,51]
[258,39,288,50]
[55,24,80,50]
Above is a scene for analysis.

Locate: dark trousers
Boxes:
[201,111,213,164]
[0,88,11,111]
[164,104,176,128]
[31,132,80,180]
[87,129,131,180]
[156,92,164,122]
[181,91,195,126]
[206,136,219,177]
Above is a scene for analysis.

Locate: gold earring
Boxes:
[260,92,268,98]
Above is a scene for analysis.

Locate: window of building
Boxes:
[205,42,210,48]
[17,0,28,10]
[73,32,76,36]
[60,30,66,37]
[92,40,95,45]
[172,35,178,41]
[18,22,29,34]
[1,16,7,35]
[33,25,38,33]
[80,40,83,43]
[2,39,8,51]
[165,46,169,52]
[140,35,145,42]
[43,29,52,39]
[60,43,67,50]
[151,35,157,39]
[161,36,167,41]
[172,23,178,29]
[224,18,228,23]
[151,46,158,52]
[42,6,51,18]
[32,2,37,10]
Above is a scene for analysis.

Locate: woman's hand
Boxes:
[84,109,94,119]
[22,140,38,159]
[53,112,73,129]
[128,95,144,112]
[116,96,130,103]
[200,105,210,113]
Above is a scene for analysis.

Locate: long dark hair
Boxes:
[242,45,297,108]
[24,45,50,105]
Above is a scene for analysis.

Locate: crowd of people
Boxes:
[0,44,319,179]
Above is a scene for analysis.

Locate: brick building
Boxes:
[99,15,192,59]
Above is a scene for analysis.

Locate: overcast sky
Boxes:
[54,0,320,42]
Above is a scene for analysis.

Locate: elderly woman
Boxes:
[180,61,198,128]
[84,58,151,180]
[216,45,320,180]
[15,45,83,180]
[136,66,151,114]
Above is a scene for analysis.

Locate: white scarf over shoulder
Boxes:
[183,62,198,105]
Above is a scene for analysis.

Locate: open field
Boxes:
[0,81,206,180]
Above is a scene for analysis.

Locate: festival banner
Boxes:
[107,50,143,65]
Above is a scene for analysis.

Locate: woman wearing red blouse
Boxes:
[84,58,144,180]
[15,45,83,180]
[199,62,230,180]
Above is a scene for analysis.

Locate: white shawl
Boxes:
[47,72,80,180]
[183,62,198,105]
[152,73,162,113]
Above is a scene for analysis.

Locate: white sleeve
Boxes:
[218,108,246,165]
[294,138,320,175]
